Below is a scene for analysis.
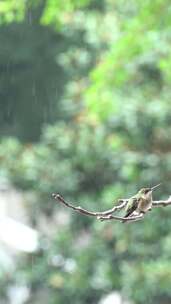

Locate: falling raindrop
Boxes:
[28,12,32,26]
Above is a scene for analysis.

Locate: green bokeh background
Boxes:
[0,1,171,303]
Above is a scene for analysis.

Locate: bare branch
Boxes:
[52,193,127,217]
[97,213,144,223]
[152,196,171,207]
[52,193,171,224]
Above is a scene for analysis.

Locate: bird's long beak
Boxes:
[151,183,161,191]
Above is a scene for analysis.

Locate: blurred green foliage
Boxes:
[0,0,171,303]
[0,0,25,23]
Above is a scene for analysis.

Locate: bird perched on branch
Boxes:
[123,183,161,221]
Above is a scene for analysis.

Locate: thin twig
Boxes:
[52,193,171,224]
[152,196,171,207]
[52,193,127,217]
[97,213,144,223]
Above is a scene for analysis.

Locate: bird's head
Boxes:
[138,183,161,198]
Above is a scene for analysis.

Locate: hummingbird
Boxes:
[123,183,161,221]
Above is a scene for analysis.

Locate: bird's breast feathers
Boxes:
[137,197,152,212]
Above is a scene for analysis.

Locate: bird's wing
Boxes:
[124,197,139,218]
